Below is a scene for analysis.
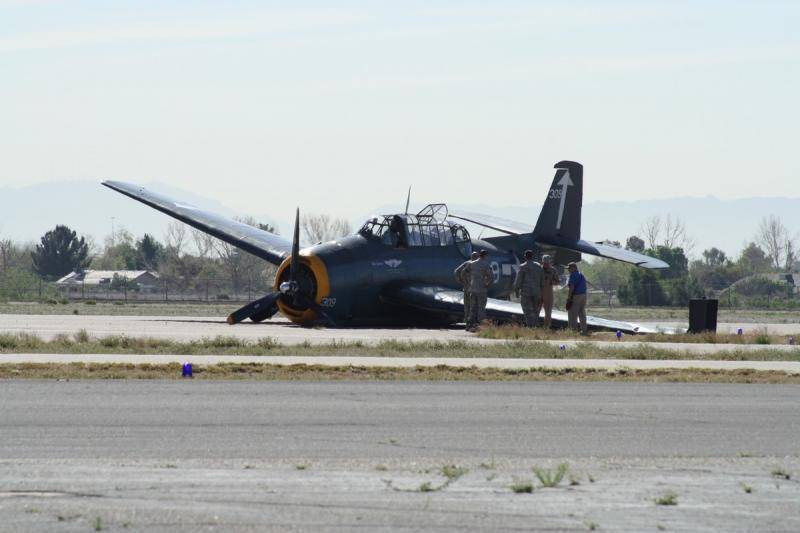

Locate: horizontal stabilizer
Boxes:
[448,211,531,235]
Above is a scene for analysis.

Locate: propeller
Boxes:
[227,208,335,326]
[226,291,281,325]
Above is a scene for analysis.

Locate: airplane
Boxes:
[102,160,672,334]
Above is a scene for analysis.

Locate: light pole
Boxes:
[111,217,116,247]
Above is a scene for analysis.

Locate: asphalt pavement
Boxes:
[1,381,798,531]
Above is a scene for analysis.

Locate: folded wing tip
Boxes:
[101,179,129,191]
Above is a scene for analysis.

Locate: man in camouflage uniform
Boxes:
[454,251,480,327]
[513,250,544,327]
[467,249,494,331]
[540,255,560,329]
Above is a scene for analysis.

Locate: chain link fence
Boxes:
[0,277,274,304]
[1,275,797,309]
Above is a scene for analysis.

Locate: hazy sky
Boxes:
[2,1,799,224]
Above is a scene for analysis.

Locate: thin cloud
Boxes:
[319,44,800,92]
[0,8,366,52]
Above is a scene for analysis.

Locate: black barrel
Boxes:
[688,298,718,333]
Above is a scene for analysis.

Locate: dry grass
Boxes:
[478,324,794,346]
[0,362,799,383]
[1,332,799,362]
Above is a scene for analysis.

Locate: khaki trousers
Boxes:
[469,293,488,326]
[463,289,472,326]
[568,293,587,333]
[541,288,554,329]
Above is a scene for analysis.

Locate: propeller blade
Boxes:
[226,292,282,325]
[290,207,300,282]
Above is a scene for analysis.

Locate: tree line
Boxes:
[582,214,798,307]
[1,212,796,306]
[0,213,352,297]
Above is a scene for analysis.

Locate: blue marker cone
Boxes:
[182,362,193,378]
[616,330,622,341]
[559,344,566,351]
[737,328,743,336]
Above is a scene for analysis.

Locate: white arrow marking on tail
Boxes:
[555,170,574,230]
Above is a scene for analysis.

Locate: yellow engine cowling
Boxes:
[273,252,330,325]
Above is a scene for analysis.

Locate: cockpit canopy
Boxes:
[359,203,472,255]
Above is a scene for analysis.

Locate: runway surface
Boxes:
[1,381,798,531]
[2,314,800,356]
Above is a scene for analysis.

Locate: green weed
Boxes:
[771,467,790,480]
[654,490,678,506]
[509,478,534,493]
[533,463,569,488]
[440,464,468,481]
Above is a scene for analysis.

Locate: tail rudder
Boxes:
[533,160,583,241]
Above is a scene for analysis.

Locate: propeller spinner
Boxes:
[226,208,334,326]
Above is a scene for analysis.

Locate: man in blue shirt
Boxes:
[567,262,588,334]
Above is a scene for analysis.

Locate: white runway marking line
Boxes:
[2,354,800,373]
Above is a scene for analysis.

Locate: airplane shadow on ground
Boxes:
[143,317,466,331]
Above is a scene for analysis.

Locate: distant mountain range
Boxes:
[2,180,798,258]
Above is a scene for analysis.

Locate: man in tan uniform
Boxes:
[513,250,543,327]
[540,255,560,329]
[466,249,494,331]
[454,251,479,327]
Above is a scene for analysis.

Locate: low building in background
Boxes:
[56,270,160,291]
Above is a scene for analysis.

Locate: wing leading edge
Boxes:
[381,283,680,334]
[535,235,669,269]
[102,181,292,266]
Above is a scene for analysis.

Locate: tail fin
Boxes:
[533,160,583,241]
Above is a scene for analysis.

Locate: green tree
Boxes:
[136,234,163,270]
[737,242,770,275]
[691,247,739,291]
[582,258,630,300]
[617,268,668,306]
[110,272,137,290]
[702,247,728,267]
[651,246,689,279]
[0,237,33,273]
[31,225,90,279]
[0,267,39,300]
[92,229,138,270]
[617,246,700,306]
[625,235,645,253]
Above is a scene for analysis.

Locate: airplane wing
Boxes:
[380,283,678,334]
[536,236,669,269]
[570,240,668,268]
[102,181,291,265]
[449,211,667,269]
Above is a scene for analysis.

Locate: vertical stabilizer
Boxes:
[533,160,583,241]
